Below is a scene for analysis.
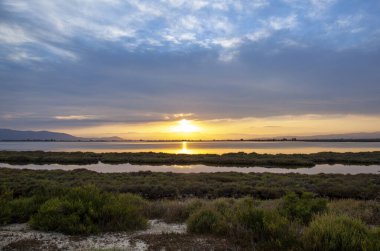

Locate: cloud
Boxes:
[212,37,241,48]
[1,0,378,63]
[163,113,195,120]
[310,0,336,12]
[1,0,380,132]
[266,14,298,30]
[246,29,271,42]
[251,0,270,9]
[0,23,34,44]
[334,14,364,31]
[54,115,97,120]
[7,51,42,62]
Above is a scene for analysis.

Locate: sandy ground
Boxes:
[0,220,238,251]
[0,220,184,251]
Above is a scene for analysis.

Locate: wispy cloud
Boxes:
[0,23,34,44]
[1,0,378,63]
[266,14,298,31]
[7,51,42,62]
[54,115,97,120]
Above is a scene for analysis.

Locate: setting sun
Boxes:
[171,119,200,133]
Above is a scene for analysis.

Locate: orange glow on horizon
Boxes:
[55,114,380,140]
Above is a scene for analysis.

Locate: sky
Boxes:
[1,0,380,139]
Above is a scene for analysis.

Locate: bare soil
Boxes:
[0,220,241,251]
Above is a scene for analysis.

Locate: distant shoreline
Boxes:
[1,139,380,142]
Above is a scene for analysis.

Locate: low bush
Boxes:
[280,192,327,223]
[234,197,297,250]
[0,188,47,225]
[185,198,206,216]
[302,213,369,251]
[143,198,206,223]
[6,196,46,223]
[363,227,380,251]
[187,208,228,235]
[187,198,233,235]
[30,186,147,235]
[100,193,147,231]
[187,197,297,250]
[0,188,13,225]
[328,199,380,225]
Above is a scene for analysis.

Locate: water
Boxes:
[2,141,379,174]
[1,141,380,154]
[1,162,379,174]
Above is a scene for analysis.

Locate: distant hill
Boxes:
[0,129,124,141]
[298,132,380,140]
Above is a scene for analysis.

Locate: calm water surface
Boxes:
[1,163,379,174]
[1,141,380,154]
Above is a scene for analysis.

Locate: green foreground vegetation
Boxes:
[1,150,380,167]
[1,157,379,250]
[1,184,379,250]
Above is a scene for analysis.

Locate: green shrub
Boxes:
[0,187,47,225]
[0,202,11,225]
[30,186,147,235]
[280,192,327,223]
[143,200,187,223]
[100,193,147,231]
[7,196,46,223]
[235,198,265,240]
[30,197,100,234]
[187,208,227,234]
[188,197,297,250]
[302,213,368,251]
[234,197,297,250]
[328,199,380,225]
[209,198,234,216]
[363,227,380,251]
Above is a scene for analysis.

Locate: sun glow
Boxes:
[171,119,200,133]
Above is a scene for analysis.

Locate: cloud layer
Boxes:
[1,0,380,135]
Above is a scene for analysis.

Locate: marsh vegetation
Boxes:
[1,184,379,250]
[1,167,379,200]
[1,150,380,167]
[1,152,379,250]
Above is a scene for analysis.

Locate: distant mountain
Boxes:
[298,132,380,140]
[0,129,124,141]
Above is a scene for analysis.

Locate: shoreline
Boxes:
[2,139,380,142]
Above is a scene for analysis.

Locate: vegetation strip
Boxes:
[1,150,380,167]
[1,167,379,200]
